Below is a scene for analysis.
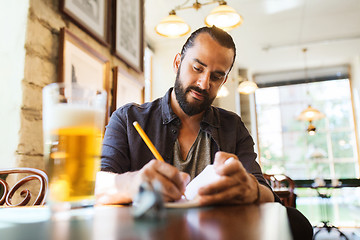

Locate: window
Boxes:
[255,79,359,180]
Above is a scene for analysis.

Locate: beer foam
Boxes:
[43,104,105,132]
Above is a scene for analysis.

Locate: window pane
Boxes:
[309,162,331,179]
[256,104,282,134]
[280,103,304,131]
[255,87,279,105]
[334,163,357,179]
[332,132,355,158]
[309,79,351,101]
[279,84,307,104]
[255,79,359,179]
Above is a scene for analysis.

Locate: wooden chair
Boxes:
[0,168,48,207]
[263,173,296,208]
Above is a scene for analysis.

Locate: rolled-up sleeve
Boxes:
[101,107,130,173]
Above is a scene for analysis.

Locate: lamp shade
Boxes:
[238,81,258,94]
[205,4,243,31]
[297,105,325,121]
[155,11,191,38]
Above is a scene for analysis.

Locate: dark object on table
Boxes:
[132,181,164,219]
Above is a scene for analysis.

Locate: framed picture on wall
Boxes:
[58,28,110,118]
[113,0,144,73]
[60,0,110,45]
[111,66,144,114]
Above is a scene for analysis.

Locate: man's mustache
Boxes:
[186,86,209,99]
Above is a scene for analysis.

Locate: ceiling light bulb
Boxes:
[205,3,243,31]
[308,131,316,136]
[155,11,191,38]
[238,81,258,94]
[216,85,229,98]
[307,122,316,135]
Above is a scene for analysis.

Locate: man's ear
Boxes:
[173,53,181,73]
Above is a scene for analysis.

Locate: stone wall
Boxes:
[17,0,142,170]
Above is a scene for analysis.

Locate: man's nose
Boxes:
[197,72,210,90]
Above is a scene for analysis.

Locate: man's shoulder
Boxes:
[211,106,251,139]
[112,98,162,119]
[209,106,247,130]
[213,106,241,120]
[118,98,160,111]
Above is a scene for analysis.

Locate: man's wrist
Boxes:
[249,174,260,204]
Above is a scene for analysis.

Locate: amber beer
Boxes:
[43,83,106,208]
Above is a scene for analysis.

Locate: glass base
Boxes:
[49,199,95,221]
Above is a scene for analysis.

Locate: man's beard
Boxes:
[174,70,215,116]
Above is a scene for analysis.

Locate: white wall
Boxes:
[0,0,29,167]
[152,42,181,100]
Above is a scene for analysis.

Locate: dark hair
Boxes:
[180,26,236,72]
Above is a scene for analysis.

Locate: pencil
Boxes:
[133,121,188,200]
[133,121,164,162]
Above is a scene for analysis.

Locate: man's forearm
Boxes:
[95,171,141,204]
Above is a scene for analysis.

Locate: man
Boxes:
[96,26,275,205]
[96,26,314,240]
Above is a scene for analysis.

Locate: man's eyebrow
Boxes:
[193,58,226,76]
[193,58,207,67]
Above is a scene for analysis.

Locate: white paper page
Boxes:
[165,165,221,208]
[184,165,221,200]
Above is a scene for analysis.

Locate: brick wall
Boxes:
[13,0,142,186]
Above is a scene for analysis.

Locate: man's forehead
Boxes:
[183,33,234,67]
[192,32,215,46]
[188,33,234,57]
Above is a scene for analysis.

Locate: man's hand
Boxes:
[135,160,190,202]
[197,151,273,206]
[95,160,190,205]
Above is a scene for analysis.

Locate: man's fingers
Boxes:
[140,160,187,201]
[152,171,183,200]
[213,151,233,166]
[197,173,258,205]
[198,185,244,206]
[150,160,187,192]
[198,175,239,195]
[180,172,191,189]
[213,151,247,177]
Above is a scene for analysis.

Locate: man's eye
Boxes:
[193,66,202,72]
[212,74,223,81]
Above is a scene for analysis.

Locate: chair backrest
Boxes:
[0,168,48,207]
[263,173,296,207]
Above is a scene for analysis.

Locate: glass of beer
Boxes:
[42,83,107,211]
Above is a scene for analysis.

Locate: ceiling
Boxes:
[144,0,360,75]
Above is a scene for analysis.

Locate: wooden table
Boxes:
[0,203,292,240]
